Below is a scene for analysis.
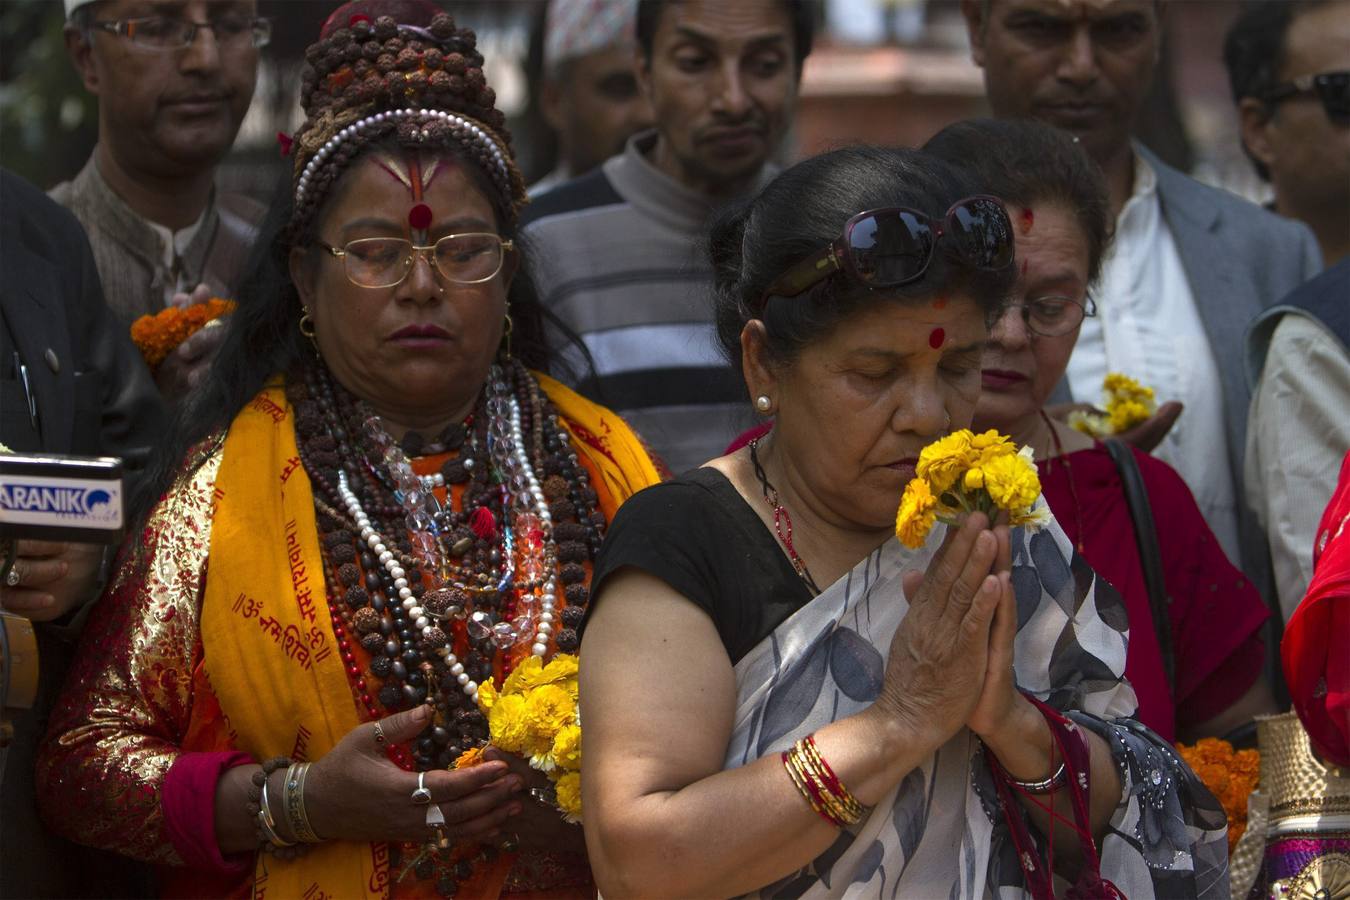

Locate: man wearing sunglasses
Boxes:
[962,0,1322,586]
[52,0,267,403]
[1226,0,1350,268]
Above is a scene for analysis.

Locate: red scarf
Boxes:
[1282,451,1350,768]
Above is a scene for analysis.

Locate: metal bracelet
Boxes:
[1009,760,1068,794]
[284,762,323,843]
[258,774,295,847]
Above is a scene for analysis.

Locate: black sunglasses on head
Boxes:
[759,196,1015,309]
[1262,70,1350,125]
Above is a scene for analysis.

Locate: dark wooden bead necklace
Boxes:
[287,357,603,778]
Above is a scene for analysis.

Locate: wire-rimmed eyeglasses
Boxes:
[1001,294,1097,337]
[92,14,272,52]
[316,234,514,290]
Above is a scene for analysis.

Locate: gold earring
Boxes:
[755,394,773,413]
[501,310,514,360]
[299,308,317,339]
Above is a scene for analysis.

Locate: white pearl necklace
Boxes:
[338,470,479,704]
[503,395,558,657]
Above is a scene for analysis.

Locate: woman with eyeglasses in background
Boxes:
[926,119,1277,746]
[579,144,1228,899]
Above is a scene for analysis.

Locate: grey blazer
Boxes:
[1056,146,1322,585]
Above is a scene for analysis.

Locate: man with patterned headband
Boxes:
[37,2,661,897]
[55,0,267,402]
[530,0,652,197]
[523,0,815,475]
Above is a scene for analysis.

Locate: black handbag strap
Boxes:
[1102,439,1175,691]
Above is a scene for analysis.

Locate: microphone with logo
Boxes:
[1,453,124,756]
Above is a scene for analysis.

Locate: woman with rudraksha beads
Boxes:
[36,2,661,897]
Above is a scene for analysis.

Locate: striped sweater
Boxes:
[521,131,769,475]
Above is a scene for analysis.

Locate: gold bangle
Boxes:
[284,762,323,843]
[783,747,834,824]
[797,737,867,824]
[788,734,864,825]
[801,736,867,821]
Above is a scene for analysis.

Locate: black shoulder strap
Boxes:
[1102,439,1175,691]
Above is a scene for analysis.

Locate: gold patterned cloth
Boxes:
[1231,712,1350,899]
[34,375,660,897]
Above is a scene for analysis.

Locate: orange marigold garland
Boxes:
[1176,738,1260,853]
[130,298,236,371]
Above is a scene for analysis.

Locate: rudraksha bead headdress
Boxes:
[287,0,527,239]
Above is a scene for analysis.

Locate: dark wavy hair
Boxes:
[923,118,1112,287]
[137,147,573,525]
[710,145,1016,375]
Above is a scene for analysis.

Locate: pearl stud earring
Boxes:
[755,395,773,413]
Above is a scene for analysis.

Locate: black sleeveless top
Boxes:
[583,467,813,664]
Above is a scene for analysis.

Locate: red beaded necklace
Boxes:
[749,438,821,595]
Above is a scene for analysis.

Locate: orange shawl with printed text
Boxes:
[177,375,659,899]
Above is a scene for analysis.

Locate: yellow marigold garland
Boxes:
[129,298,236,371]
[1176,738,1259,854]
[1069,372,1157,437]
[459,653,583,822]
[897,429,1048,549]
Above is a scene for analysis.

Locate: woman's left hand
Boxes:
[964,523,1023,741]
[481,748,586,854]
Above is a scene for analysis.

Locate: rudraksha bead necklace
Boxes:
[288,356,602,773]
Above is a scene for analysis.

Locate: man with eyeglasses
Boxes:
[52,0,268,401]
[1226,0,1350,268]
[961,0,1322,591]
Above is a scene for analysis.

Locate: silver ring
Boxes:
[528,786,557,806]
[373,721,386,744]
[411,771,432,805]
[4,566,19,588]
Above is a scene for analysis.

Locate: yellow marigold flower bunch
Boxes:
[129,298,236,371]
[461,652,584,821]
[1176,738,1260,854]
[897,429,1046,549]
[1069,372,1157,437]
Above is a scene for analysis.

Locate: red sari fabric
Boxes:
[1282,451,1350,767]
[1038,444,1269,740]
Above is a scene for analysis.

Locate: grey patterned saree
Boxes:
[723,518,1230,898]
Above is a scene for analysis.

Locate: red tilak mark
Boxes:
[932,296,949,309]
[1019,207,1035,234]
[408,203,433,231]
[929,327,945,349]
[1021,259,1029,276]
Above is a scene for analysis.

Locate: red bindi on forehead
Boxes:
[928,327,945,349]
[1019,207,1035,234]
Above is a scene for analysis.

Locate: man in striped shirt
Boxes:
[522,0,814,474]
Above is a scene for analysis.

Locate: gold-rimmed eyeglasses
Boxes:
[92,14,272,52]
[317,234,514,289]
[1004,294,1097,337]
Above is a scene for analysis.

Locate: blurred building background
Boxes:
[0,0,1269,205]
